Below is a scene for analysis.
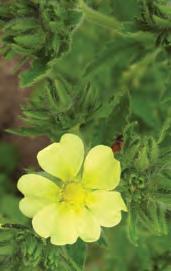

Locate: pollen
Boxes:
[63,182,86,206]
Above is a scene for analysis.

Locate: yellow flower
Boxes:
[17,133,127,246]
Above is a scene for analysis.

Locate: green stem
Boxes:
[61,247,82,271]
[69,124,81,136]
[1,223,29,230]
[79,0,123,33]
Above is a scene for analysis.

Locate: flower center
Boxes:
[63,182,86,206]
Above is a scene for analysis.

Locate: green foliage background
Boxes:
[0,0,171,270]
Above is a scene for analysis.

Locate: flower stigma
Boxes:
[62,182,86,208]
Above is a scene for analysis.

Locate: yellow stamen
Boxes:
[63,182,86,207]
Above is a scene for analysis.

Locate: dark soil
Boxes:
[0,57,49,171]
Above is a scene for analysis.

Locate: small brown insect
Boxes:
[111,135,124,153]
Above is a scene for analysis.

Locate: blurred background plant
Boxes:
[0,0,171,270]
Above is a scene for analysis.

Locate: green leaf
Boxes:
[19,60,50,88]
[14,31,45,49]
[4,18,38,32]
[66,240,87,270]
[131,94,160,128]
[154,192,171,210]
[127,203,139,246]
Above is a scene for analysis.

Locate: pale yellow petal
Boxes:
[100,212,121,228]
[50,203,78,245]
[87,191,127,227]
[17,174,60,200]
[76,208,101,243]
[19,197,51,218]
[32,204,58,238]
[82,145,121,190]
[37,133,84,181]
[33,202,100,245]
